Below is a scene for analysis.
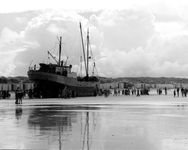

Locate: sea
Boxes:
[0,89,188,150]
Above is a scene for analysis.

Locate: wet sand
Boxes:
[0,91,188,150]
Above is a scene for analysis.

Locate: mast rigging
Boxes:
[47,51,58,64]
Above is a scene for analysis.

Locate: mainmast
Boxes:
[47,36,62,65]
[79,22,87,76]
[59,37,62,66]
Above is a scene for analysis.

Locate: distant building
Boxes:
[100,82,119,90]
[134,83,174,89]
[100,81,133,90]
[0,83,34,91]
[155,84,174,89]
[100,81,177,90]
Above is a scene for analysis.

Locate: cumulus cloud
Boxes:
[1,5,188,78]
[0,27,29,76]
[0,27,23,51]
[0,52,17,76]
[89,9,155,52]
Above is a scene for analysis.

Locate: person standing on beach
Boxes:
[177,88,179,97]
[15,87,23,104]
[62,87,67,98]
[58,89,61,99]
[185,88,188,97]
[15,87,19,104]
[136,89,140,97]
[181,88,184,97]
[18,89,23,104]
[165,87,167,95]
[174,89,176,97]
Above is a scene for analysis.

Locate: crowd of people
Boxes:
[98,88,150,97]
[58,87,77,99]
[173,87,188,97]
[1,86,188,104]
[0,90,11,99]
[156,87,188,98]
[98,87,188,98]
[98,89,111,97]
[157,87,168,95]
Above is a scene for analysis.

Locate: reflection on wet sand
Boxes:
[15,106,22,120]
[82,112,90,150]
[27,105,99,150]
[28,106,73,133]
[1,96,188,149]
[26,103,188,150]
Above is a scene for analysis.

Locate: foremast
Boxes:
[58,37,62,66]
[48,36,62,66]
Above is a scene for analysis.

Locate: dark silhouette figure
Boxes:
[181,88,184,97]
[174,89,176,97]
[177,88,179,97]
[15,87,23,104]
[136,89,140,97]
[165,87,167,95]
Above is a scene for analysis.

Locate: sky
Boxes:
[1,0,188,78]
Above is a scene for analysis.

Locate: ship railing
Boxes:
[29,66,40,71]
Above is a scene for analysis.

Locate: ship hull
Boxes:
[28,71,99,98]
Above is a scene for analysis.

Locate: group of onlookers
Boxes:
[58,87,77,99]
[157,87,188,97]
[157,87,168,95]
[15,87,24,104]
[2,87,188,103]
[173,87,188,97]
[0,90,11,99]
[98,88,150,97]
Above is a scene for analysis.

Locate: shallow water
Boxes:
[1,93,188,150]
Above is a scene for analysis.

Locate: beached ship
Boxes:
[27,23,100,98]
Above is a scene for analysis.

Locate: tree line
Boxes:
[1,76,188,84]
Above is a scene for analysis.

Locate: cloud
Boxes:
[0,27,29,76]
[96,47,157,77]
[89,9,155,52]
[0,27,23,51]
[146,32,188,64]
[0,52,17,76]
[1,5,188,78]
[0,0,157,13]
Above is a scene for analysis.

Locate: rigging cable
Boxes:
[67,30,79,63]
[53,37,59,61]
[62,43,68,65]
[89,39,99,77]
[80,56,82,77]
[48,37,59,64]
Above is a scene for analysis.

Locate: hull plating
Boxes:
[28,71,99,98]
